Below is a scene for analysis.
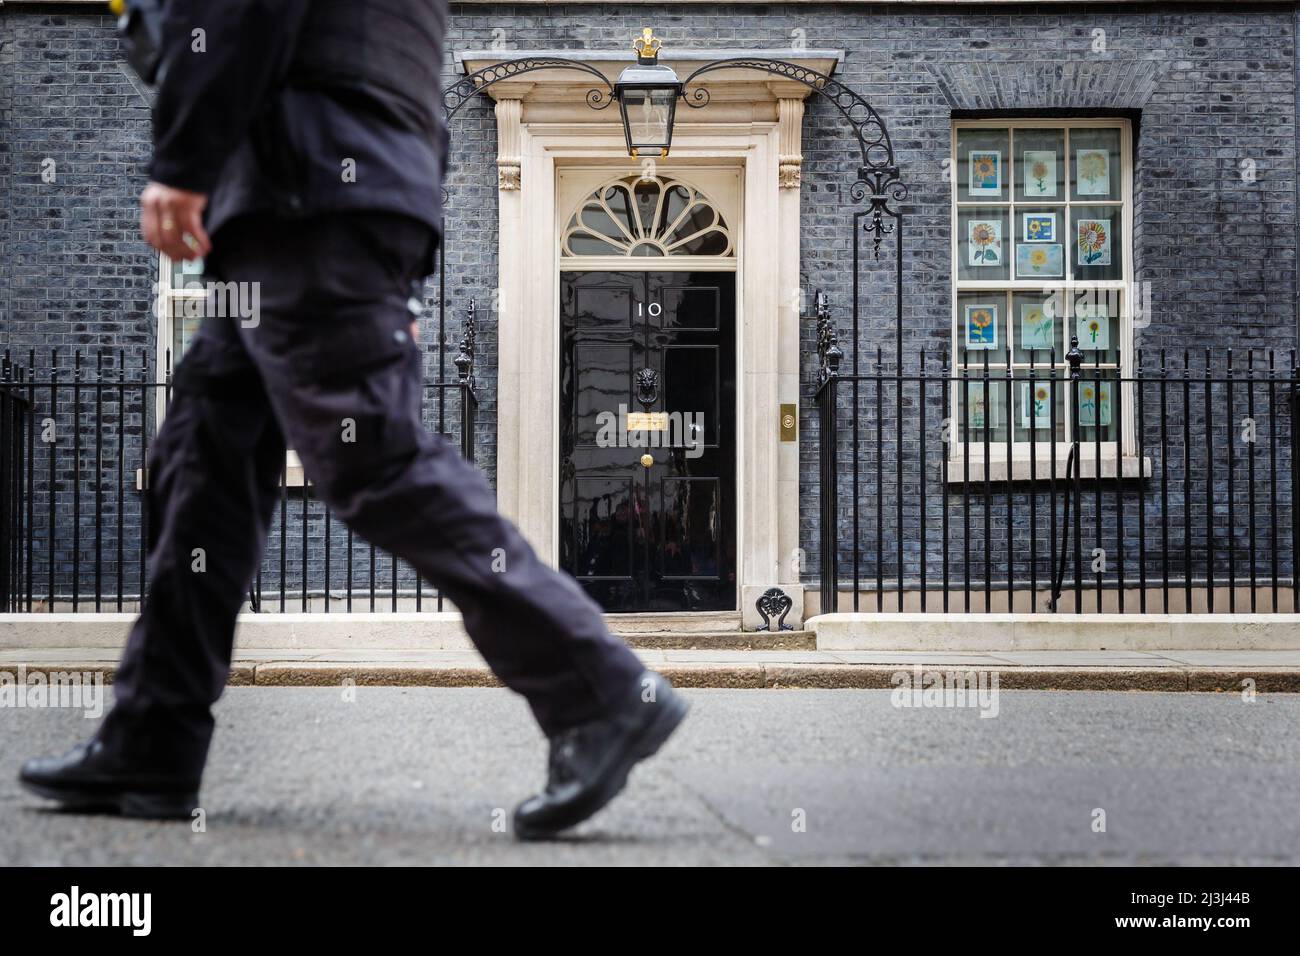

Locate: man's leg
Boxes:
[21,312,286,814]
[252,280,685,837]
[97,318,287,778]
[284,396,644,735]
[220,213,646,737]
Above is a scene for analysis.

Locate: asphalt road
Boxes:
[2,687,1299,865]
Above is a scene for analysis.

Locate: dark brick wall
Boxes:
[1,3,1296,604]
[0,6,154,355]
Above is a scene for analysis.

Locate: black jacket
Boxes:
[148,0,450,266]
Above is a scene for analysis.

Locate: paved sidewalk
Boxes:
[3,647,1300,691]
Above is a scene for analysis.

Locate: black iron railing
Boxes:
[0,347,476,614]
[816,333,1300,615]
[0,372,31,612]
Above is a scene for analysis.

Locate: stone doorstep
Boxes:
[0,614,813,651]
[3,654,1299,692]
[614,630,815,649]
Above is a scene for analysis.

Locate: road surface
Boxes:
[2,687,1298,865]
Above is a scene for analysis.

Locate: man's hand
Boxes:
[140,182,211,261]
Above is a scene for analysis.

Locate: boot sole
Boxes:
[515,691,690,841]
[20,779,199,820]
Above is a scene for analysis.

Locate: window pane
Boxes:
[631,178,662,234]
[1013,208,1066,280]
[958,208,1010,281]
[1072,368,1119,444]
[579,201,629,243]
[1070,127,1122,202]
[1069,289,1122,364]
[1070,206,1123,282]
[568,231,624,255]
[957,291,1008,365]
[170,256,204,289]
[959,379,1009,445]
[956,128,1009,203]
[1012,290,1064,364]
[1015,128,1065,203]
[170,303,202,360]
[1013,376,1067,443]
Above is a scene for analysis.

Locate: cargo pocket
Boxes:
[269,305,424,499]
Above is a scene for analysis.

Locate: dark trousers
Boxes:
[99,213,644,777]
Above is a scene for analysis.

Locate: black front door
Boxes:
[559,270,737,612]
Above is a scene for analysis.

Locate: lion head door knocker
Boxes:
[756,587,794,632]
[635,366,659,408]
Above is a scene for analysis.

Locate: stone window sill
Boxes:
[946,451,1151,485]
[136,452,310,491]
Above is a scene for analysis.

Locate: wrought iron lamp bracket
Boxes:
[677,58,907,258]
[443,56,909,252]
[852,165,909,260]
[443,57,617,121]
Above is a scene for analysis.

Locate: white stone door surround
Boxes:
[457,48,842,625]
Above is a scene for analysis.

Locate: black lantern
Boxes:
[614,29,683,158]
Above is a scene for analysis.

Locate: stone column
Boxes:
[493,92,527,528]
[775,94,807,623]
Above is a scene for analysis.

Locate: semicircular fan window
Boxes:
[562,176,733,258]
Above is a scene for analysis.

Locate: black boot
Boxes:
[514,670,688,840]
[19,739,200,820]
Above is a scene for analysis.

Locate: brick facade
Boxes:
[1,3,1295,607]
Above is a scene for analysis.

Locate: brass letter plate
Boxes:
[627,412,669,431]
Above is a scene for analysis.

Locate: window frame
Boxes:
[949,117,1135,462]
[154,253,306,484]
[558,172,736,267]
[155,251,206,378]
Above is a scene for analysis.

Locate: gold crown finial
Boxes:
[633,27,662,61]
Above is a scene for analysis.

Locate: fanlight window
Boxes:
[562,176,733,258]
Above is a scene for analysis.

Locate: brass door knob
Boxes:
[640,454,654,468]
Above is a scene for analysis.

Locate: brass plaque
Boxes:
[627,412,669,431]
[780,403,798,442]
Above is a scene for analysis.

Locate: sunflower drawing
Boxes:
[1078,151,1108,190]
[972,154,998,189]
[1030,159,1050,192]
[1029,384,1050,426]
[966,305,996,348]
[1029,248,1049,269]
[970,221,999,263]
[1078,220,1109,265]
[1080,384,1097,424]
[1079,384,1109,426]
[1023,306,1054,348]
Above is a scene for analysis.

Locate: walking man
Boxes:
[20,0,687,840]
